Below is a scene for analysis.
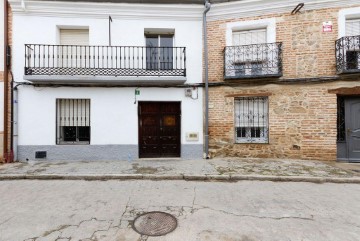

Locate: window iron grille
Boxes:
[25,44,186,77]
[224,42,283,79]
[234,97,269,143]
[335,35,360,74]
[56,99,90,144]
[337,96,346,142]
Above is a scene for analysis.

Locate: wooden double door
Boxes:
[138,102,181,158]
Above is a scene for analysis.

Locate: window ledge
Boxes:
[57,142,90,145]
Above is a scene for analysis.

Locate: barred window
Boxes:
[56,99,90,144]
[235,97,269,143]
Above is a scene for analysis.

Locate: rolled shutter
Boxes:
[57,99,90,127]
[59,29,89,68]
[346,19,360,36]
[60,29,89,45]
[232,29,267,46]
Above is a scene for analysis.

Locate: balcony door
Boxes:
[59,29,89,69]
[232,29,267,76]
[146,35,174,70]
[345,19,360,71]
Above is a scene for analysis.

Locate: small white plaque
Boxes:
[186,132,199,141]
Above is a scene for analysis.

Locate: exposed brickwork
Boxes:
[207,5,360,161]
[6,5,12,153]
[208,82,359,161]
[2,5,13,162]
[206,6,351,82]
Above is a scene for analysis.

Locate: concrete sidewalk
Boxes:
[0,158,359,183]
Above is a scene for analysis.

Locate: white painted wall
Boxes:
[12,14,203,84]
[18,86,203,145]
[10,1,204,148]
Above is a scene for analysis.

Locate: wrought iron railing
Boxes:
[224,42,282,79]
[336,35,360,74]
[25,44,186,77]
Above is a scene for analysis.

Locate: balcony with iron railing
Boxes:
[336,35,360,74]
[224,42,283,80]
[24,44,186,85]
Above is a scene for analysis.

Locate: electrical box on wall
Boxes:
[185,88,192,97]
[186,132,199,141]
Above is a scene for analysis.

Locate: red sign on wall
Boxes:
[323,21,333,32]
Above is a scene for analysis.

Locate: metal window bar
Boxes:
[224,42,282,79]
[56,99,90,144]
[24,44,186,77]
[234,97,269,143]
[335,35,360,74]
[337,96,346,142]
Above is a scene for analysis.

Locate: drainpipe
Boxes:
[12,83,18,162]
[203,0,211,159]
[3,0,9,162]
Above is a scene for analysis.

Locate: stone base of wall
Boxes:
[17,144,203,161]
[208,81,360,161]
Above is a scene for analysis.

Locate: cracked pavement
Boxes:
[0,180,359,241]
[0,158,357,179]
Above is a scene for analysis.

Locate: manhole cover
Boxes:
[132,211,177,236]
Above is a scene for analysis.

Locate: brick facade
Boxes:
[2,4,12,162]
[207,5,360,161]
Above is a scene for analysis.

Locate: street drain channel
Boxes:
[132,211,177,236]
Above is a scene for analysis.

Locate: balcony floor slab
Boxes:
[24,75,187,86]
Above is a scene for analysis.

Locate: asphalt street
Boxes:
[0,180,359,241]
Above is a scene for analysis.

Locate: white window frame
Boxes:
[338,8,360,71]
[56,25,90,45]
[56,99,91,145]
[225,18,277,78]
[338,7,360,38]
[226,18,276,46]
[234,97,269,144]
[144,32,175,70]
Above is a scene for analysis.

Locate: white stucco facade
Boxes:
[9,0,204,161]
[17,86,203,146]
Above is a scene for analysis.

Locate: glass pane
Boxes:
[146,37,158,47]
[160,36,173,70]
[78,126,90,142]
[160,36,173,48]
[146,37,159,70]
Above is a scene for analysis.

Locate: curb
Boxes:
[0,173,360,183]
